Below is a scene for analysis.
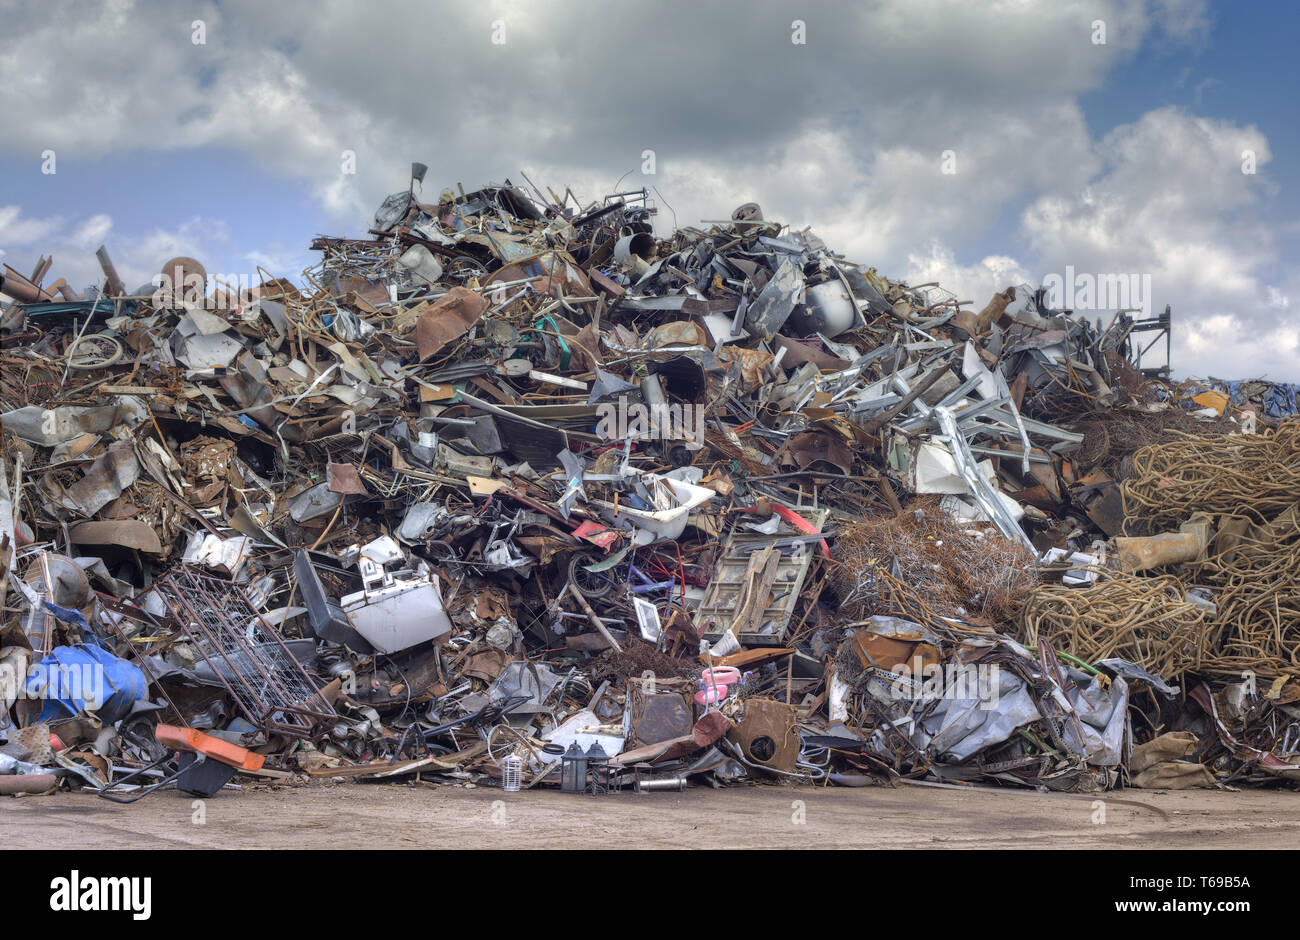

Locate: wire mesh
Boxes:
[153,567,334,737]
[501,755,523,792]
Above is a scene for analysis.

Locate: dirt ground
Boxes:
[4,779,1299,849]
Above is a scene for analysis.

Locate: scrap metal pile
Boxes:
[2,170,1298,800]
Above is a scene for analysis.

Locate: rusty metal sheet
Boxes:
[1074,468,1124,537]
[772,335,851,371]
[786,429,852,476]
[588,267,625,299]
[626,682,694,750]
[645,319,710,349]
[416,286,490,361]
[850,632,937,672]
[486,250,594,299]
[326,461,367,494]
[716,345,774,391]
[67,520,162,553]
[727,697,799,773]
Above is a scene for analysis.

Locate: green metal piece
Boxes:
[583,543,632,573]
[532,314,570,370]
[1056,650,1101,676]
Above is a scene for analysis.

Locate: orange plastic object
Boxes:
[770,504,831,558]
[153,723,266,772]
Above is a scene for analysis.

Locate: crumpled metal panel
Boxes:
[416,286,490,361]
[58,441,139,517]
[743,258,803,340]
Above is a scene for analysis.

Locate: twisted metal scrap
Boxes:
[1020,575,1209,680]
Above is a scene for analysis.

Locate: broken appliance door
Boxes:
[340,558,453,654]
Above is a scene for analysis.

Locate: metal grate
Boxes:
[153,567,334,738]
[301,430,370,463]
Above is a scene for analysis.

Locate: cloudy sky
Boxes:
[1,0,1296,379]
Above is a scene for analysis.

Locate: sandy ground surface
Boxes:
[3,780,1299,849]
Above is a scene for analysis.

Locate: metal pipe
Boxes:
[613,232,654,263]
[634,774,687,791]
[95,245,127,297]
[47,278,82,301]
[0,266,54,303]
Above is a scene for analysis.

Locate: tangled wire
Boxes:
[1020,574,1209,680]
[1112,421,1300,679]
[1121,422,1300,533]
[1075,400,1239,478]
[833,500,1037,629]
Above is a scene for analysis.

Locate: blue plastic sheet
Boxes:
[1194,380,1298,419]
[24,644,149,725]
[1262,383,1299,418]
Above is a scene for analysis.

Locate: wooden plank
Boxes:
[698,647,795,668]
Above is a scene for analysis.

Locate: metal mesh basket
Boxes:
[153,567,335,738]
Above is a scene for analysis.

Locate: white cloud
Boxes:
[71,213,113,250]
[2,0,1292,380]
[0,206,64,247]
[1177,314,1299,382]
[889,104,1293,378]
[1012,108,1286,376]
[1151,0,1213,47]
[905,244,1033,308]
[0,0,1209,232]
[0,209,234,298]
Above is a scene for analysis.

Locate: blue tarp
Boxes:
[1198,380,1298,419]
[1261,383,1300,418]
[23,643,149,725]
